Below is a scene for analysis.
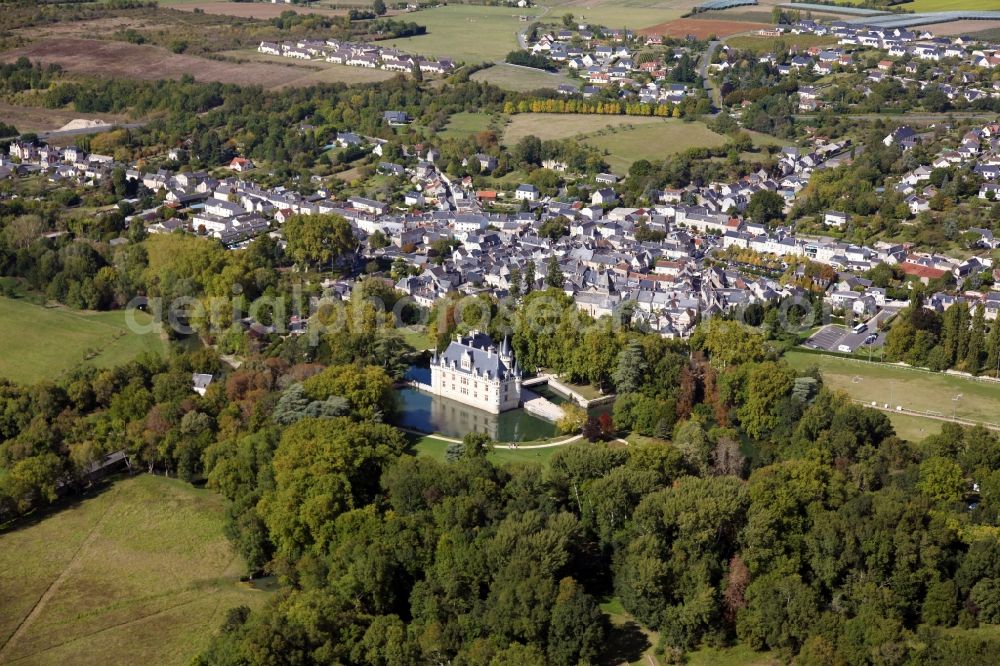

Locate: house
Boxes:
[883,126,918,149]
[592,188,617,206]
[824,211,849,227]
[229,157,254,172]
[404,191,425,206]
[383,110,411,126]
[515,184,540,201]
[192,373,214,396]
[429,331,522,413]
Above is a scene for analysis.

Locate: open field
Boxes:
[0,38,396,89]
[785,350,1000,428]
[164,0,347,19]
[919,19,1000,36]
[544,3,688,29]
[0,475,266,666]
[471,63,574,92]
[439,111,494,138]
[0,298,166,385]
[581,120,729,171]
[380,5,542,63]
[503,112,673,144]
[724,33,840,53]
[638,17,770,39]
[905,0,1000,10]
[218,49,398,86]
[0,102,132,135]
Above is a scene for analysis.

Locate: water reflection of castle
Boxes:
[430,392,502,440]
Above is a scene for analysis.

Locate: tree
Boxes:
[524,261,536,294]
[3,214,46,250]
[613,340,647,394]
[283,214,356,271]
[917,456,965,504]
[923,579,959,626]
[545,255,564,290]
[258,417,406,559]
[373,0,386,15]
[508,266,522,299]
[745,190,786,225]
[556,403,586,434]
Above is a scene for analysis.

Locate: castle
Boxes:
[430,331,522,414]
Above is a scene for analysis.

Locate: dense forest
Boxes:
[3,264,1000,662]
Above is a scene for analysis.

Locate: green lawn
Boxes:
[409,433,564,466]
[0,297,167,385]
[437,111,504,140]
[380,5,543,63]
[0,475,266,666]
[471,63,574,92]
[581,119,728,172]
[503,112,677,144]
[785,349,1000,429]
[724,34,840,54]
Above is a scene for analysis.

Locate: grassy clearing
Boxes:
[409,433,563,466]
[0,475,266,666]
[581,119,728,171]
[785,349,1000,427]
[724,34,840,53]
[0,297,166,385]
[471,63,574,92]
[503,112,672,144]
[551,4,688,29]
[380,5,542,63]
[437,111,504,140]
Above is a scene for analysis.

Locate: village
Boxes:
[5,107,999,355]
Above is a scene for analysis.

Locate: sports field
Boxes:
[0,475,266,665]
[0,297,166,385]
[380,5,542,63]
[784,349,1000,428]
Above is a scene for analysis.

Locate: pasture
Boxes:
[0,102,131,135]
[0,475,266,666]
[784,350,1000,429]
[379,5,542,63]
[581,119,728,171]
[724,33,840,53]
[503,112,672,143]
[438,111,502,140]
[904,0,1000,9]
[163,0,347,19]
[0,297,165,385]
[471,63,574,92]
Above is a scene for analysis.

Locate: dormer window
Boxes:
[461,351,472,370]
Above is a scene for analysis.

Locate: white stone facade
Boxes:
[430,332,521,414]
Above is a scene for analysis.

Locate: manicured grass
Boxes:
[724,34,840,54]
[380,5,543,63]
[400,326,434,351]
[581,119,728,171]
[471,63,574,92]
[885,412,942,443]
[685,644,782,666]
[503,112,674,144]
[0,475,266,666]
[784,349,1000,428]
[0,297,166,385]
[409,433,564,466]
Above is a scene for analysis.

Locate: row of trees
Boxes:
[885,295,1000,375]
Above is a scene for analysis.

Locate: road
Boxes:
[699,40,721,110]
[515,5,551,50]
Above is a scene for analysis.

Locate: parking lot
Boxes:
[804,322,885,354]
